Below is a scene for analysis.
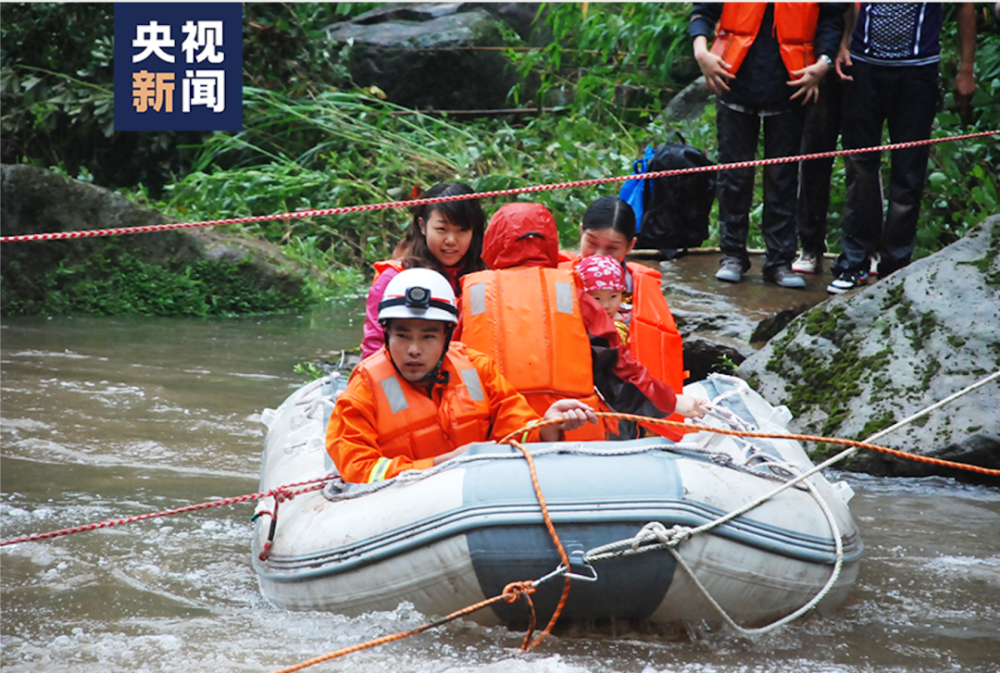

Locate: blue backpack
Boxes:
[618,145,655,234]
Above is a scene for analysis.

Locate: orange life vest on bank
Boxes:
[460,266,611,441]
[712,2,820,77]
[354,343,492,473]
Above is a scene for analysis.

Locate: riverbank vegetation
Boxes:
[2,2,998,314]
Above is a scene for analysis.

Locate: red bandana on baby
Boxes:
[575,254,626,292]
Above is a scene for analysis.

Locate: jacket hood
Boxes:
[482,203,560,270]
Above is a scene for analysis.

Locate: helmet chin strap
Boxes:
[431,325,456,385]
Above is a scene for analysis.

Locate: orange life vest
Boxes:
[373,258,406,285]
[354,343,492,469]
[712,2,820,77]
[558,253,687,394]
[460,266,611,441]
[626,262,691,437]
[626,262,685,395]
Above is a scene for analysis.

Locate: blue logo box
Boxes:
[114,3,242,131]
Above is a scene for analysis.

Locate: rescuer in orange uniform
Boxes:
[459,202,708,442]
[326,268,599,484]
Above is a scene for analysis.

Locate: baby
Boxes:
[575,254,631,344]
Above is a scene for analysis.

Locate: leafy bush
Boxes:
[0,3,370,196]
[506,3,698,124]
[3,1,997,316]
[158,87,658,277]
[3,247,313,316]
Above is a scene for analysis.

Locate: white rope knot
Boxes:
[631,522,691,550]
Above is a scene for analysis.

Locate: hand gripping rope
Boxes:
[1,130,996,243]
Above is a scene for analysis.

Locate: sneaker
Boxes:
[868,253,880,277]
[715,257,746,283]
[791,251,821,274]
[827,269,868,295]
[764,265,806,288]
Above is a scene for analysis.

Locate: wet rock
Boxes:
[469,3,549,44]
[737,216,1000,482]
[0,164,313,314]
[750,303,814,343]
[662,76,712,123]
[325,3,522,111]
[645,254,828,382]
[682,335,748,383]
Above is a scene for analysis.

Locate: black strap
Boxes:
[377,296,458,317]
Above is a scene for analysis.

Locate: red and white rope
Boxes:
[2,130,996,244]
[0,476,331,547]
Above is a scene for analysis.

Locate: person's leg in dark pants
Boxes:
[761,106,806,278]
[836,60,888,276]
[715,103,759,276]
[795,73,843,270]
[880,63,939,277]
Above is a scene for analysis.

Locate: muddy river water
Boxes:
[2,307,998,672]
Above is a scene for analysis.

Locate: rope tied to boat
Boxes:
[505,436,574,650]
[251,486,298,562]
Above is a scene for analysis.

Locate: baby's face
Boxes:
[588,289,622,319]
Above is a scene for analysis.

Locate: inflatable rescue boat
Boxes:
[252,374,862,628]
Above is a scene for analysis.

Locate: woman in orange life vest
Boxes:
[458,202,708,443]
[328,268,599,484]
[559,195,691,421]
[360,182,487,359]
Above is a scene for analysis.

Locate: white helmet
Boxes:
[378,268,459,325]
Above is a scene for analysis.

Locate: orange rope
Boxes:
[507,438,572,650]
[501,413,1000,477]
[266,582,536,673]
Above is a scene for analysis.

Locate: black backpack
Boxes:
[625,133,716,254]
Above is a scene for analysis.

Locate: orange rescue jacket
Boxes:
[559,253,686,389]
[712,2,820,77]
[460,266,611,441]
[337,343,492,482]
[626,262,686,396]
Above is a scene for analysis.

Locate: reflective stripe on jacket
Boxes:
[355,344,491,481]
[712,2,820,77]
[460,266,611,441]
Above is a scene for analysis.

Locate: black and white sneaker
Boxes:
[827,269,868,295]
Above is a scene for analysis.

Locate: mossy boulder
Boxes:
[738,215,1000,483]
[1,164,315,316]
